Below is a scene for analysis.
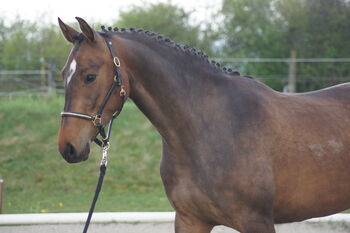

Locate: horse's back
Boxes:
[292,82,350,102]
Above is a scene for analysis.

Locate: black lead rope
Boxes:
[83,145,109,233]
[83,165,107,233]
[82,96,126,233]
[83,165,106,233]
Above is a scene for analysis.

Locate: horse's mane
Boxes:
[98,26,249,78]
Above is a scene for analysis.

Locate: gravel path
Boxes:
[1,221,350,233]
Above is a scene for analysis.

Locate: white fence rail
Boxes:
[0,212,349,225]
[0,69,63,96]
[215,58,350,63]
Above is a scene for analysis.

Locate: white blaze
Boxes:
[66,59,77,86]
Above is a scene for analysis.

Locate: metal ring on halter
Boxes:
[92,115,102,126]
[120,85,126,97]
[113,57,121,67]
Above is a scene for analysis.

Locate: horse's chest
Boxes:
[163,171,224,221]
[160,158,232,223]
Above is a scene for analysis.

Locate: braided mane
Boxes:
[99,26,243,77]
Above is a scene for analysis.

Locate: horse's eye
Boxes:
[85,74,97,84]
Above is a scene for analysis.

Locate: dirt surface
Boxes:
[1,221,350,233]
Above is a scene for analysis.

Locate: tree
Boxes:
[114,2,215,55]
[220,0,288,90]
[221,0,350,91]
[0,18,70,70]
[0,3,216,71]
[275,0,350,91]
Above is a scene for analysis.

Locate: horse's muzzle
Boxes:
[61,142,90,163]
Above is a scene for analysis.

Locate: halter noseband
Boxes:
[61,32,126,147]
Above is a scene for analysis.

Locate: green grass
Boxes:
[0,95,172,213]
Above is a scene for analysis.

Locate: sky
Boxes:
[0,0,221,26]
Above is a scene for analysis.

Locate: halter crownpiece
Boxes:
[61,32,126,147]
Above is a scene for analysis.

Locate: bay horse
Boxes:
[57,17,350,233]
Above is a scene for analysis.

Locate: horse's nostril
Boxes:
[68,142,75,154]
[64,142,76,159]
[61,141,89,163]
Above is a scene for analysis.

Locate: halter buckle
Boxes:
[93,115,102,126]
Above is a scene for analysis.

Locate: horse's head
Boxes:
[57,17,128,163]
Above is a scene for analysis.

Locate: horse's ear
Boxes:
[58,17,79,43]
[75,17,96,43]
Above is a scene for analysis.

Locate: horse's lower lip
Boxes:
[66,157,85,164]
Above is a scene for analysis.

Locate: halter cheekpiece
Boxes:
[60,31,126,148]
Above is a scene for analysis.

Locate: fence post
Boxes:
[288,49,297,93]
[48,57,57,94]
[40,58,46,90]
[0,176,3,214]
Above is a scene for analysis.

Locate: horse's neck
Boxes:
[117,35,214,142]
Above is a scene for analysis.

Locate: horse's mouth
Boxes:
[62,142,90,164]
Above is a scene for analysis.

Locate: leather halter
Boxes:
[61,32,126,147]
